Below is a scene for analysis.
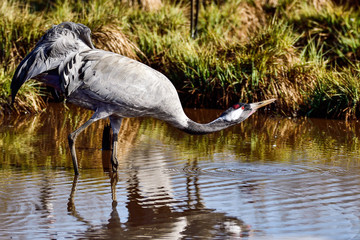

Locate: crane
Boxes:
[11,22,275,175]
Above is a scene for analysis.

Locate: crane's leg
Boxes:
[102,123,112,150]
[109,116,122,172]
[68,110,110,175]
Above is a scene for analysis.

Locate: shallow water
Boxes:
[1,103,360,239]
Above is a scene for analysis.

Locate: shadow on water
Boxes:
[2,103,360,239]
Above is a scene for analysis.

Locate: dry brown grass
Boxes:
[234,1,268,42]
[121,0,163,11]
[92,24,146,61]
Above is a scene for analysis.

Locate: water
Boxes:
[1,103,360,239]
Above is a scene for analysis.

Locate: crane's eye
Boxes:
[232,104,246,110]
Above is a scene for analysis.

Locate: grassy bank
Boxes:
[0,0,359,119]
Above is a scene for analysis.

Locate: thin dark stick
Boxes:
[193,0,199,38]
[190,0,194,38]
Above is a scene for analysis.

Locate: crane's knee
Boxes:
[68,133,75,146]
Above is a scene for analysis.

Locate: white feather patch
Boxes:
[223,108,244,122]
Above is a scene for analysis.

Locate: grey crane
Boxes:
[11,22,275,175]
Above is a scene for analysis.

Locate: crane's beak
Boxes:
[247,98,276,117]
[248,98,276,117]
[249,98,276,110]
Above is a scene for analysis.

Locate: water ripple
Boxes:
[3,109,360,239]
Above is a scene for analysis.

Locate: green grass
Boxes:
[0,0,360,119]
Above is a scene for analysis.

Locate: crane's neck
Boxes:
[155,100,266,135]
[178,117,234,135]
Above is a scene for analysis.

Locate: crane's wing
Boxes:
[11,22,94,103]
[63,49,185,119]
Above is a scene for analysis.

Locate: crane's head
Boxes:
[11,22,95,104]
[220,99,276,124]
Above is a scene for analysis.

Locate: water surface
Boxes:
[1,103,360,239]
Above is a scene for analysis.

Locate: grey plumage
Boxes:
[11,22,275,175]
[11,22,94,100]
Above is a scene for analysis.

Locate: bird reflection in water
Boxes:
[67,159,251,239]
